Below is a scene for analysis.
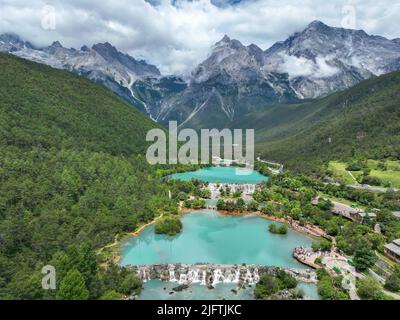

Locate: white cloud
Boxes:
[278,55,314,78]
[0,0,399,75]
[315,57,340,78]
[278,54,340,79]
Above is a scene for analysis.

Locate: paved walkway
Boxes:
[383,289,400,300]
[256,157,284,174]
[349,184,398,193]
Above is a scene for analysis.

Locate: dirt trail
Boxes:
[130,213,164,237]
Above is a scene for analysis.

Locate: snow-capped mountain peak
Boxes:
[0,33,34,51]
[2,20,400,129]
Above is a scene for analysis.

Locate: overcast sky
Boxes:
[1,0,400,75]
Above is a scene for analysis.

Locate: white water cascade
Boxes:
[187,269,201,283]
[137,268,151,282]
[201,270,207,285]
[178,273,188,284]
[244,268,254,285]
[131,264,317,287]
[169,270,177,282]
[253,268,260,283]
[212,269,225,286]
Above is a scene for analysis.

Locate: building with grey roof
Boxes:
[384,239,400,261]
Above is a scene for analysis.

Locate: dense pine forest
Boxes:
[1,51,400,300]
[0,53,184,299]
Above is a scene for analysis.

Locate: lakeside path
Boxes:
[98,213,166,266]
[129,213,164,237]
[97,234,119,255]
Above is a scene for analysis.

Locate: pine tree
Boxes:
[56,269,89,300]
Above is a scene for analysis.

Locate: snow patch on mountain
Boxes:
[2,19,400,129]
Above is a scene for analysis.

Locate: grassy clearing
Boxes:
[371,170,400,188]
[367,160,400,187]
[329,160,400,188]
[319,192,366,210]
[328,161,356,184]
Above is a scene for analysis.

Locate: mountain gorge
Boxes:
[2,20,400,130]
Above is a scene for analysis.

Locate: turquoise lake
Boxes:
[169,166,268,183]
[124,166,319,300]
[138,280,320,300]
[120,210,313,268]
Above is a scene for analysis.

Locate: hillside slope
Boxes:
[0,52,158,155]
[255,71,400,169]
[0,54,176,299]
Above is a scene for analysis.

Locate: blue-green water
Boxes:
[169,166,268,183]
[138,280,254,300]
[124,166,317,300]
[205,199,218,206]
[138,280,320,300]
[120,210,312,268]
[297,283,321,300]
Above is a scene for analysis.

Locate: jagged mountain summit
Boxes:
[156,21,400,128]
[155,34,298,128]
[0,33,168,117]
[264,20,400,98]
[2,20,400,129]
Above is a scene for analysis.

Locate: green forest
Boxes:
[252,71,400,173]
[2,49,400,301]
[0,53,183,299]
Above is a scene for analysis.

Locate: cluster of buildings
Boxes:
[312,197,377,223]
[312,196,400,262]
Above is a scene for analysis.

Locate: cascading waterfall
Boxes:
[169,270,177,282]
[187,269,200,283]
[131,264,311,287]
[130,264,317,289]
[201,270,207,285]
[178,273,188,284]
[244,268,254,285]
[253,268,260,283]
[147,270,151,281]
[234,269,240,283]
[224,269,238,283]
[212,268,225,286]
[137,267,151,282]
[224,269,233,283]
